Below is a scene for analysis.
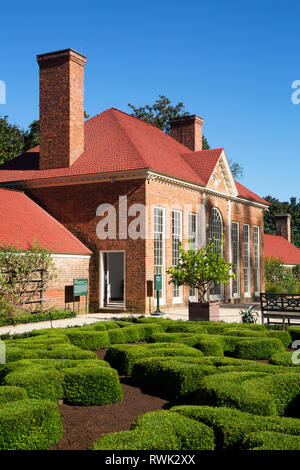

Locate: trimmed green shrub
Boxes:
[0,309,76,327]
[149,332,201,347]
[107,328,126,344]
[194,337,224,357]
[267,330,292,348]
[132,357,217,399]
[287,326,300,342]
[5,346,40,362]
[0,386,28,404]
[121,325,143,343]
[195,371,300,417]
[233,337,285,360]
[105,343,203,375]
[66,329,110,350]
[63,366,122,405]
[93,410,215,450]
[105,343,202,375]
[242,431,300,450]
[4,367,64,401]
[93,321,121,331]
[223,328,264,338]
[171,405,300,449]
[0,399,63,450]
[270,351,300,367]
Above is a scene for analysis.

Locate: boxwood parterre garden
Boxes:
[0,317,299,450]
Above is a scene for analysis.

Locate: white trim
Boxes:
[232,221,240,299]
[243,224,251,296]
[227,201,233,299]
[253,225,260,296]
[99,250,126,308]
[51,254,91,259]
[153,205,166,306]
[1,168,269,209]
[172,209,183,303]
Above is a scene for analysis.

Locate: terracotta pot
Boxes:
[188,300,220,322]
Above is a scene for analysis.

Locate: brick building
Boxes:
[0,49,269,313]
[0,188,91,311]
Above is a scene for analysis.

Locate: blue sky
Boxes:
[1,0,299,201]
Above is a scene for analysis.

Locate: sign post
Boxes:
[152,274,164,316]
[73,278,89,314]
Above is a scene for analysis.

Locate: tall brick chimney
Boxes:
[37,49,87,170]
[169,115,204,151]
[275,214,291,243]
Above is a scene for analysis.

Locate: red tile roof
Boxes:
[0,108,268,205]
[264,234,300,265]
[0,189,91,254]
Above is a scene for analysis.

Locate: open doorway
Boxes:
[100,251,125,308]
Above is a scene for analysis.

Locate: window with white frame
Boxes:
[209,208,223,298]
[154,207,165,303]
[188,213,197,249]
[254,226,260,295]
[188,213,197,299]
[243,224,250,296]
[172,210,182,301]
[232,222,240,297]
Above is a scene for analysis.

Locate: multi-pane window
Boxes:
[188,213,197,249]
[188,213,197,299]
[172,210,182,300]
[154,207,165,302]
[254,226,260,295]
[232,222,240,297]
[209,208,223,297]
[243,224,250,296]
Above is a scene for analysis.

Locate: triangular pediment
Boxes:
[207,150,238,196]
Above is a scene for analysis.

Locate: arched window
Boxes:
[209,208,223,244]
[209,208,223,297]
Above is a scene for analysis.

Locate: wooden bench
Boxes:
[260,293,300,329]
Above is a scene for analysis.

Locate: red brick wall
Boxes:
[44,255,90,313]
[29,176,265,314]
[28,179,147,313]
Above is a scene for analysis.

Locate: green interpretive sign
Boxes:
[73,278,89,297]
[154,274,162,291]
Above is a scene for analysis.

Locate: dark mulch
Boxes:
[52,377,168,451]
[52,344,296,450]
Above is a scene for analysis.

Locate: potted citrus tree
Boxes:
[167,237,235,321]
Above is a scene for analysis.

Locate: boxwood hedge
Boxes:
[171,405,300,449]
[104,343,203,375]
[0,399,63,450]
[195,371,300,417]
[0,385,28,404]
[132,357,217,399]
[66,330,110,350]
[233,337,285,360]
[63,365,123,405]
[242,430,300,450]
[93,410,215,450]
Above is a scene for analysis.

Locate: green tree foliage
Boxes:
[1,112,91,164]
[128,94,210,150]
[0,115,24,165]
[166,237,235,302]
[23,120,40,151]
[264,195,300,248]
[264,255,300,293]
[128,95,245,177]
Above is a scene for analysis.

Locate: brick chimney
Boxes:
[37,49,87,170]
[169,115,204,151]
[275,214,291,243]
